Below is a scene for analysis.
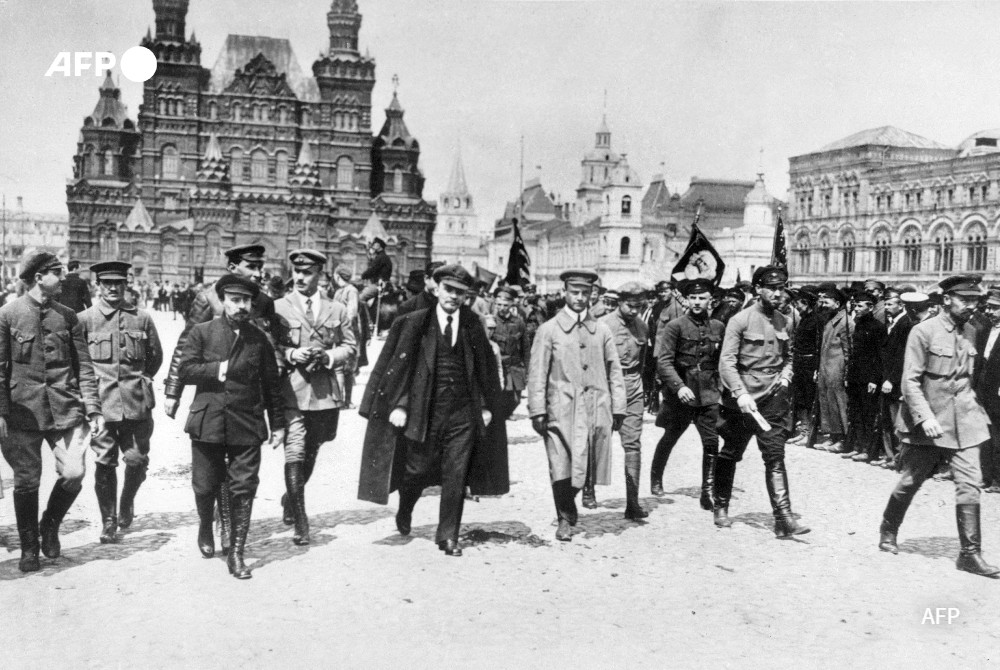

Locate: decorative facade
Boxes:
[487,118,780,292]
[788,125,1000,288]
[433,149,487,268]
[66,0,436,284]
[1,198,69,282]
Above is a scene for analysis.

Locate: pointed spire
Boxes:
[146,26,152,41]
[296,140,314,166]
[124,199,153,231]
[446,149,469,196]
[202,133,222,162]
[190,30,197,43]
[100,70,116,91]
[387,90,403,114]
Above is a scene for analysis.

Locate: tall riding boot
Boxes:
[552,479,578,541]
[395,485,421,536]
[118,465,146,529]
[765,461,810,538]
[217,482,233,556]
[700,453,716,511]
[712,458,737,528]
[40,481,81,559]
[285,462,310,546]
[624,451,648,520]
[955,504,1000,578]
[195,493,216,558]
[649,437,671,497]
[878,494,910,554]
[93,464,118,544]
[13,488,40,572]
[344,373,355,408]
[227,494,254,580]
[581,466,598,509]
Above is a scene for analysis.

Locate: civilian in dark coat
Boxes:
[879,289,913,466]
[57,261,92,313]
[176,275,285,579]
[357,265,506,556]
[845,293,886,461]
[974,288,1000,491]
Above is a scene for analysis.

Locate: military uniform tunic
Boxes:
[601,310,647,454]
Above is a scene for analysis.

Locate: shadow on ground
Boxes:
[898,536,959,560]
[0,532,173,581]
[374,520,550,549]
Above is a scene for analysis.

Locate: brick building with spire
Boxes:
[66,0,436,285]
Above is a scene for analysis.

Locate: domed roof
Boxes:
[957,129,1000,157]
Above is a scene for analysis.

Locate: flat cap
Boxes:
[288,248,327,268]
[405,270,426,293]
[655,280,671,292]
[224,244,265,264]
[854,291,877,305]
[616,281,647,300]
[939,274,983,297]
[603,290,620,302]
[794,286,819,302]
[495,286,519,300]
[722,287,745,302]
[215,274,260,299]
[425,260,446,276]
[370,237,387,248]
[682,277,715,296]
[334,265,352,281]
[432,264,474,290]
[90,261,131,281]
[752,265,788,288]
[863,279,887,291]
[985,288,1000,306]
[817,282,846,304]
[19,252,63,281]
[560,269,599,287]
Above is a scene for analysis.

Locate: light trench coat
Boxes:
[527,308,626,488]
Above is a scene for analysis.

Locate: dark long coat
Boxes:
[357,306,507,505]
[882,313,914,395]
[176,316,285,445]
[975,324,1000,418]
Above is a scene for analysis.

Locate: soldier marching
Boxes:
[6,245,1000,581]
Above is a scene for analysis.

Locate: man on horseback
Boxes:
[358,237,393,305]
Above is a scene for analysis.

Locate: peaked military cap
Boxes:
[863,279,887,291]
[224,244,265,264]
[939,274,983,297]
[616,281,647,300]
[560,269,599,287]
[900,291,929,306]
[334,265,352,281]
[854,291,877,305]
[19,252,63,281]
[751,265,788,288]
[288,248,327,267]
[495,286,519,300]
[425,260,446,275]
[985,288,1000,306]
[90,261,131,281]
[432,264,474,290]
[682,277,715,296]
[215,274,260,299]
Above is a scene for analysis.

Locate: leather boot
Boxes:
[280,493,294,526]
[216,482,232,556]
[624,451,648,520]
[118,465,145,529]
[13,488,40,572]
[649,436,671,497]
[40,481,81,559]
[93,464,118,544]
[396,486,420,536]
[195,493,216,558]
[700,453,716,511]
[552,479,577,541]
[765,461,810,538]
[285,462,310,545]
[712,458,736,527]
[581,469,598,510]
[878,494,909,554]
[955,504,1000,578]
[227,494,254,580]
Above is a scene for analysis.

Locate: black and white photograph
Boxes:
[2,0,1000,666]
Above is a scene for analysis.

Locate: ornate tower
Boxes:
[575,115,621,224]
[434,148,485,265]
[370,91,424,199]
[313,0,376,107]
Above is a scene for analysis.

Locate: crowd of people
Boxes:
[2,238,1000,581]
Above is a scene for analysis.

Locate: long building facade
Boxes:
[66,0,436,285]
[788,125,1000,288]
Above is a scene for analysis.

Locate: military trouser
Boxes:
[845,382,879,456]
[889,443,983,509]
[90,418,153,469]
[1,423,89,493]
[651,396,720,484]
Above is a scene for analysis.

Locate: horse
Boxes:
[362,282,409,337]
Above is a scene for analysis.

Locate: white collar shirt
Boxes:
[295,290,322,321]
[437,304,460,347]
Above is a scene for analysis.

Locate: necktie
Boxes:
[444,315,453,348]
[305,297,315,327]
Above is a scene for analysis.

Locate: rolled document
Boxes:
[750,410,772,432]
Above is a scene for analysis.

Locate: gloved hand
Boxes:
[612,414,625,431]
[531,415,548,436]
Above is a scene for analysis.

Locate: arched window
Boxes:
[251,149,268,184]
[933,228,954,272]
[819,233,830,273]
[206,229,222,265]
[901,228,922,273]
[620,236,631,258]
[794,236,810,274]
[157,99,166,115]
[162,242,178,275]
[621,195,632,215]
[102,149,114,176]
[84,145,96,177]
[162,145,179,179]
[230,148,243,184]
[275,151,289,186]
[873,231,892,273]
[232,103,241,122]
[393,167,403,193]
[841,233,855,274]
[208,102,218,120]
[337,156,354,189]
[967,223,988,271]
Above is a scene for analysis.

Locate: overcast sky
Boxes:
[3,0,1000,229]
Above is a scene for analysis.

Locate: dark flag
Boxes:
[505,218,531,287]
[473,263,498,290]
[771,205,787,269]
[671,205,725,286]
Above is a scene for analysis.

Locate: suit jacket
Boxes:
[847,312,885,386]
[0,294,101,431]
[882,313,914,395]
[58,272,92,313]
[357,306,506,504]
[396,291,436,318]
[274,292,356,411]
[177,316,285,445]
[975,323,1000,417]
[79,300,163,422]
[164,278,280,398]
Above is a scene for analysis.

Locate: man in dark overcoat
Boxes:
[974,287,1000,492]
[58,260,92,313]
[357,264,506,557]
[176,275,285,579]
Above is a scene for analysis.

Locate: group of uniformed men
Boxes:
[3,241,999,579]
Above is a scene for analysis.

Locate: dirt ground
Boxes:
[1,309,999,668]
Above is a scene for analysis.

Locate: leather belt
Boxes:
[622,364,642,375]
[738,365,784,374]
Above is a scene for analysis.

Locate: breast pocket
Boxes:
[46,330,71,364]
[775,330,790,356]
[88,332,113,362]
[740,331,766,364]
[123,330,147,363]
[10,328,34,363]
[926,344,954,377]
[284,320,302,347]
